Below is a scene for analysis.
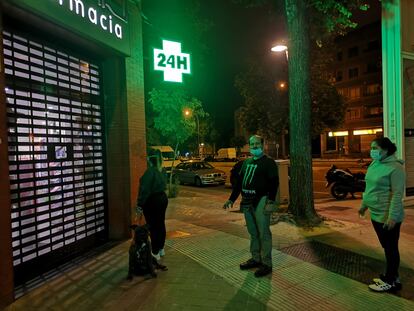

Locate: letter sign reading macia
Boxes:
[56,0,124,39]
[153,40,191,83]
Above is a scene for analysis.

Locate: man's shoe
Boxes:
[159,248,165,257]
[240,259,261,270]
[152,252,161,261]
[254,265,272,277]
[368,279,396,292]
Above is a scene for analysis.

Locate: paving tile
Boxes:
[6,194,414,311]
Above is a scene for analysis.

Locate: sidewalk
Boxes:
[5,190,414,310]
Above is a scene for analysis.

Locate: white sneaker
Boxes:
[373,276,402,290]
[152,252,161,260]
[159,248,165,257]
[368,279,394,292]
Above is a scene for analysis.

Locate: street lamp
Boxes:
[271,44,288,60]
[183,108,200,157]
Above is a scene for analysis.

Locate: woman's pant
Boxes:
[143,192,168,254]
[372,220,402,283]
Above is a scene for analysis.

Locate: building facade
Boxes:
[0,0,147,304]
[382,0,414,198]
[321,21,383,158]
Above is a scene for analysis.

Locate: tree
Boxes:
[235,53,346,140]
[284,0,371,224]
[311,77,346,136]
[149,88,207,194]
[235,0,376,224]
[235,59,289,141]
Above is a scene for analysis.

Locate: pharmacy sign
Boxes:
[153,40,191,83]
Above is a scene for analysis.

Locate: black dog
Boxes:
[127,224,167,280]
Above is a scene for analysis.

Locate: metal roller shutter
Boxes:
[3,29,107,284]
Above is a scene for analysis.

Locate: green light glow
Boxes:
[153,40,191,83]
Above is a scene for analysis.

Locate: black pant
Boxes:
[143,192,168,254]
[372,220,402,282]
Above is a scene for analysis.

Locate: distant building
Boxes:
[321,21,383,158]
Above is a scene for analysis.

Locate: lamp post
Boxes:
[184,109,200,156]
[271,43,289,159]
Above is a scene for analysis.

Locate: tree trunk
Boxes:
[284,0,320,224]
[168,141,180,197]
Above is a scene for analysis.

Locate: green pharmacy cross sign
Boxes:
[153,40,191,83]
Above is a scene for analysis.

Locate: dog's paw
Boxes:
[158,265,168,271]
[127,275,133,281]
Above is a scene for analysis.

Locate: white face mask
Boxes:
[370,149,382,161]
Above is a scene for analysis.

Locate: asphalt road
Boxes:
[182,159,369,200]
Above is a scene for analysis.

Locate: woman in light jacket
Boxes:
[359,137,405,292]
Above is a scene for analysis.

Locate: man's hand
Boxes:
[223,200,234,209]
[358,205,368,218]
[384,219,396,230]
[264,200,278,214]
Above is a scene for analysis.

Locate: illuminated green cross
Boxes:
[153,40,191,83]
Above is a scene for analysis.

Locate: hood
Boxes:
[381,154,404,165]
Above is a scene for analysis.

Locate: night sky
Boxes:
[142,0,286,146]
[141,0,380,146]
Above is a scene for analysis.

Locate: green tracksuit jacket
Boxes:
[362,155,405,223]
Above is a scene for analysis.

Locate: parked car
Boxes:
[203,155,215,162]
[238,154,250,161]
[172,161,226,186]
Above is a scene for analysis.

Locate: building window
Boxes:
[363,84,382,96]
[349,67,359,79]
[336,70,343,82]
[326,135,337,151]
[337,51,343,61]
[348,46,359,58]
[367,107,383,116]
[338,88,350,98]
[349,87,361,99]
[346,108,361,120]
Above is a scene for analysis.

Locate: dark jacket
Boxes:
[137,167,167,208]
[229,155,279,203]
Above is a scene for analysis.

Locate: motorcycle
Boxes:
[325,165,366,200]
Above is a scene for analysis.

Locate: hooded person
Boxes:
[359,137,405,292]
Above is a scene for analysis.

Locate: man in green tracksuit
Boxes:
[223,135,279,277]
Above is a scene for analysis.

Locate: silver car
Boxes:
[173,161,226,186]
